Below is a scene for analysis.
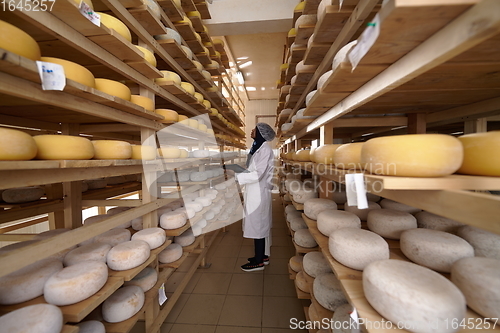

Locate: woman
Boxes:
[234,122,276,272]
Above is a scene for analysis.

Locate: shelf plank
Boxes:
[313,5,356,43]
[189,14,204,33]
[194,1,211,19]
[181,0,196,12]
[186,38,205,54]
[295,24,316,45]
[129,5,168,36]
[174,22,198,44]
[158,251,189,269]
[157,0,183,22]
[303,42,332,66]
[51,0,110,37]
[103,305,144,333]
[126,60,163,80]
[62,325,80,333]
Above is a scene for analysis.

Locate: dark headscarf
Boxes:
[247,126,266,167]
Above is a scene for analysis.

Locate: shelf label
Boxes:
[345,173,368,209]
[36,61,66,91]
[158,283,167,306]
[348,14,380,70]
[79,0,100,26]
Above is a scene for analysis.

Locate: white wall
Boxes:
[245,99,279,149]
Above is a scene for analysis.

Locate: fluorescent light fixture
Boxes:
[236,71,245,85]
[361,132,375,137]
[229,61,234,67]
[237,56,248,60]
[246,87,256,91]
[391,126,407,130]
[451,131,464,135]
[238,86,245,92]
[261,87,266,91]
[239,61,252,69]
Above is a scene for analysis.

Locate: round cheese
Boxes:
[102,286,145,323]
[0,304,63,333]
[285,204,298,215]
[292,188,318,204]
[131,145,156,160]
[456,225,500,259]
[0,20,41,60]
[367,209,417,239]
[124,266,158,292]
[195,196,212,207]
[318,70,333,89]
[451,257,500,320]
[94,228,131,247]
[2,186,44,203]
[179,149,188,158]
[158,243,183,263]
[97,12,132,42]
[295,149,312,161]
[317,209,361,236]
[305,90,317,106]
[40,57,95,88]
[363,259,466,333]
[106,206,130,215]
[303,251,332,278]
[289,255,304,272]
[157,147,181,159]
[361,134,463,177]
[154,28,182,44]
[85,178,107,189]
[312,144,342,164]
[180,82,195,95]
[344,201,381,221]
[379,198,421,214]
[92,140,132,159]
[33,134,94,160]
[131,227,166,249]
[130,95,154,112]
[192,149,210,158]
[134,45,156,67]
[160,211,187,229]
[415,211,463,233]
[76,321,105,333]
[94,78,131,100]
[155,109,178,123]
[131,216,144,231]
[331,303,355,333]
[295,270,310,293]
[107,240,151,271]
[155,70,181,85]
[44,260,108,305]
[304,198,337,220]
[63,242,112,266]
[185,201,203,212]
[400,228,474,273]
[289,216,307,232]
[175,228,195,247]
[313,273,347,312]
[457,131,500,176]
[0,127,37,161]
[294,229,317,248]
[296,60,317,73]
[334,142,364,170]
[181,45,193,59]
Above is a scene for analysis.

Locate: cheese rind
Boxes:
[94,228,131,247]
[367,209,417,240]
[76,321,106,333]
[0,127,37,161]
[97,12,132,42]
[158,243,183,263]
[313,273,348,312]
[303,251,332,277]
[2,186,44,203]
[457,131,500,176]
[304,198,337,220]
[94,78,131,100]
[124,266,158,292]
[40,57,95,88]
[0,304,63,333]
[63,242,112,266]
[102,286,145,323]
[92,140,132,159]
[317,209,361,236]
[131,227,166,249]
[456,225,500,259]
[312,144,342,164]
[34,135,94,160]
[0,20,41,61]
[107,240,151,271]
[334,142,364,169]
[344,201,381,221]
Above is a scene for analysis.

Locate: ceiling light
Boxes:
[239,61,252,69]
[246,87,256,91]
[261,87,266,91]
[237,56,248,60]
[236,71,245,85]
[361,132,375,137]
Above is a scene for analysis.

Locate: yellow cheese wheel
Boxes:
[198,123,207,132]
[457,131,500,176]
[0,20,41,61]
[295,1,305,10]
[98,13,132,42]
[157,147,181,158]
[155,71,181,85]
[288,28,297,37]
[180,82,195,95]
[155,109,178,123]
[296,149,311,161]
[210,108,218,116]
[194,33,202,43]
[178,115,188,122]
[201,70,212,81]
[280,63,289,71]
[134,45,157,67]
[0,128,37,161]
[176,15,192,27]
[202,100,211,109]
[206,129,215,136]
[92,140,132,159]
[188,119,198,128]
[212,38,224,47]
[186,11,201,18]
[130,95,154,111]
[193,61,203,72]
[193,92,204,103]
[181,45,193,60]
[313,144,342,164]
[40,57,95,88]
[204,41,213,48]
[334,142,364,170]
[361,134,463,177]
[94,78,131,101]
[179,149,188,158]
[172,0,180,7]
[33,135,94,160]
[131,145,156,160]
[206,60,220,69]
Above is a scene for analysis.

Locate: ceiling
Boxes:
[203,0,300,100]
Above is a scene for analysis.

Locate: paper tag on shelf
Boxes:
[345,173,368,209]
[350,308,361,333]
[158,283,167,306]
[79,1,100,26]
[36,61,66,91]
[348,14,380,71]
[339,0,344,10]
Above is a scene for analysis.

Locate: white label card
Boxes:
[345,173,368,209]
[159,283,168,305]
[348,14,380,70]
[36,61,66,91]
[79,1,100,26]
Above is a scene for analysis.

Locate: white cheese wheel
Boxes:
[195,196,212,207]
[305,90,317,107]
[333,40,358,70]
[94,78,131,101]
[292,188,318,204]
[400,228,474,273]
[84,214,108,226]
[334,142,364,169]
[98,12,131,42]
[289,255,304,272]
[33,134,94,160]
[367,209,417,240]
[0,304,63,333]
[63,242,112,266]
[289,216,307,232]
[456,225,500,259]
[313,273,348,312]
[317,209,361,236]
[362,134,463,177]
[180,45,193,60]
[2,186,44,203]
[285,204,298,215]
[451,257,500,319]
[344,201,381,221]
[329,228,389,271]
[295,270,310,293]
[0,258,62,305]
[331,303,355,333]
[176,207,195,219]
[85,178,107,189]
[415,211,463,233]
[304,198,337,220]
[294,229,318,248]
[124,267,158,292]
[131,216,145,231]
[92,140,132,159]
[131,145,156,160]
[44,261,108,306]
[130,95,154,111]
[0,127,37,161]
[192,150,210,158]
[154,27,182,44]
[363,259,466,333]
[458,131,500,176]
[40,57,95,88]
[379,198,421,214]
[317,70,333,90]
[157,147,181,159]
[185,201,203,213]
[174,228,195,247]
[160,211,187,229]
[303,251,332,278]
[94,228,131,247]
[76,321,105,333]
[131,227,166,249]
[107,240,151,271]
[330,190,347,204]
[312,144,342,164]
[102,286,145,323]
[190,171,208,182]
[158,243,183,263]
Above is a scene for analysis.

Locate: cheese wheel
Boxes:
[95,78,131,100]
[198,123,208,132]
[158,243,183,263]
[131,227,166,249]
[85,178,107,189]
[303,251,332,277]
[457,131,500,176]
[124,266,158,292]
[179,149,188,158]
[295,149,312,161]
[0,127,37,160]
[331,303,355,333]
[379,198,421,214]
[180,82,195,95]
[130,95,154,111]
[180,45,193,60]
[174,228,195,247]
[131,216,144,230]
[94,228,131,247]
[294,229,318,248]
[84,214,108,226]
[451,257,500,320]
[131,145,156,160]
[76,321,105,333]
[160,210,187,229]
[367,209,417,240]
[92,140,132,159]
[206,60,220,69]
[98,12,132,42]
[155,70,181,85]
[134,45,157,67]
[2,186,44,203]
[304,198,337,220]
[107,206,130,215]
[344,201,381,221]
[102,286,145,323]
[415,211,463,233]
[312,144,342,164]
[185,201,203,212]
[33,134,94,160]
[285,204,297,214]
[40,57,95,88]
[154,28,182,44]
[363,260,466,333]
[400,228,474,273]
[155,109,178,123]
[289,216,307,232]
[195,196,212,207]
[289,255,304,272]
[292,188,318,204]
[107,240,151,271]
[334,142,364,169]
[362,134,463,177]
[313,273,348,312]
[63,242,112,266]
[188,119,199,128]
[0,304,63,333]
[295,270,310,293]
[317,70,333,89]
[0,258,62,305]
[0,20,41,61]
[157,147,181,159]
[317,210,361,237]
[456,225,500,259]
[44,261,108,305]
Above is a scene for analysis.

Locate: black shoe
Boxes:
[241,262,265,272]
[247,255,269,265]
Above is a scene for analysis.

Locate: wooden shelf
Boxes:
[195,1,211,19]
[129,5,168,36]
[181,0,196,12]
[159,251,190,269]
[294,279,312,300]
[157,0,184,22]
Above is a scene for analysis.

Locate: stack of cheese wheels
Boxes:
[304,198,337,220]
[367,209,417,239]
[0,304,63,333]
[97,12,132,42]
[312,144,341,164]
[361,134,463,177]
[155,109,179,123]
[130,95,154,111]
[157,147,181,158]
[317,209,361,236]
[40,57,95,88]
[92,140,132,159]
[363,260,466,333]
[0,20,41,61]
[131,144,156,160]
[344,201,381,221]
[63,242,112,266]
[313,273,348,312]
[107,240,151,271]
[456,225,500,259]
[158,243,183,263]
[2,186,44,203]
[380,198,421,214]
[457,131,500,176]
[102,286,145,323]
[415,211,463,233]
[303,251,332,278]
[155,70,181,85]
[34,134,95,160]
[94,228,131,247]
[0,128,37,160]
[131,227,166,249]
[334,142,364,170]
[95,78,131,100]
[124,267,158,292]
[134,45,157,67]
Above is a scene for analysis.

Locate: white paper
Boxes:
[158,283,167,306]
[79,1,100,26]
[348,14,380,70]
[345,173,358,207]
[36,61,66,91]
[345,173,368,209]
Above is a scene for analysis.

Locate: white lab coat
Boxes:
[236,142,275,240]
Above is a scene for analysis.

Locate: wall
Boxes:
[244,99,279,150]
